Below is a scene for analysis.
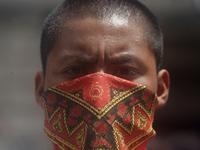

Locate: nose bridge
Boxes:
[95,39,107,73]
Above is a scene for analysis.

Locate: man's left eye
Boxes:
[61,67,88,80]
[114,68,138,76]
[63,67,86,75]
[118,68,131,75]
[67,68,82,74]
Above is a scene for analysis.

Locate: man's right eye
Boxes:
[63,67,86,75]
[61,67,88,79]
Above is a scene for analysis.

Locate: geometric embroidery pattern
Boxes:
[41,72,158,150]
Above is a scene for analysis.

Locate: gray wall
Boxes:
[0,0,200,150]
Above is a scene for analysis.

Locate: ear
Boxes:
[35,71,44,106]
[157,69,170,109]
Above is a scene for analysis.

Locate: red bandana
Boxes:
[41,72,158,150]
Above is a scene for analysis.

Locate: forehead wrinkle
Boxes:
[107,52,148,72]
[108,52,139,64]
[57,50,97,65]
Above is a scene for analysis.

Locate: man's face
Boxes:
[44,17,157,93]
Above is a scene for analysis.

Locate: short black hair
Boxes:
[40,0,163,74]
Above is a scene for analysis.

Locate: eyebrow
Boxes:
[57,47,147,71]
[109,54,148,73]
[58,53,97,65]
[108,54,144,66]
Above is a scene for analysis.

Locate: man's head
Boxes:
[41,0,163,73]
[35,0,169,109]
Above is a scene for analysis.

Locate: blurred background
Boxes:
[0,0,200,150]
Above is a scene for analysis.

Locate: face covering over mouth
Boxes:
[41,72,158,150]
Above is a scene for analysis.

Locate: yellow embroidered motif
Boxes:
[137,111,148,130]
[49,85,146,119]
[115,128,126,147]
[114,107,135,136]
[89,83,104,101]
[112,90,126,100]
[63,109,86,138]
[41,97,61,124]
[75,93,80,98]
[75,128,85,147]
[52,114,64,133]
[44,126,77,150]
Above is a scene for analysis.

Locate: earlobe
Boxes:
[35,71,44,106]
[157,69,170,109]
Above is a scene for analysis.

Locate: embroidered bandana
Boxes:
[41,72,158,150]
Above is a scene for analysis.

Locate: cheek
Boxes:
[133,75,158,93]
[44,67,59,91]
[147,78,158,93]
[44,74,53,91]
[44,54,67,90]
[44,73,67,91]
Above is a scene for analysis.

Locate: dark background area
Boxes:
[0,0,200,149]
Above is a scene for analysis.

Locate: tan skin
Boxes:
[35,17,170,109]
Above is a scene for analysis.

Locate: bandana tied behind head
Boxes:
[41,72,158,150]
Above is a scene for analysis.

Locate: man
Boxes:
[35,0,170,149]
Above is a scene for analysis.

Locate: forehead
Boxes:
[49,17,155,67]
[63,16,141,35]
[57,17,146,52]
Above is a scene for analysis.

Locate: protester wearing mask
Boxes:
[35,0,170,149]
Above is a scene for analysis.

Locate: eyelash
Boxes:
[62,66,139,80]
[62,67,86,75]
[113,67,138,77]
